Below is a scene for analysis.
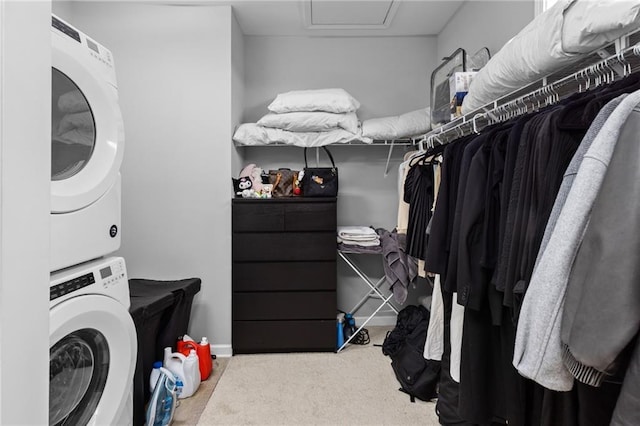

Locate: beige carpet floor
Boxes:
[172,357,230,425]
[194,327,440,425]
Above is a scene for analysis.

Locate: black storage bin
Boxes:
[128,277,201,426]
[129,290,175,426]
[129,278,202,353]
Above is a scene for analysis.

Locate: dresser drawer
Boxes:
[233,291,336,321]
[284,202,336,231]
[232,199,336,233]
[232,203,284,232]
[233,320,336,353]
[233,232,336,261]
[233,261,336,292]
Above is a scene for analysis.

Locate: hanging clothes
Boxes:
[417,73,640,426]
[513,93,630,391]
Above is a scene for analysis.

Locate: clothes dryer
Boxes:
[51,15,124,272]
[50,256,136,425]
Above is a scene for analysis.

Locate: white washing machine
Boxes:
[51,15,125,272]
[50,256,136,426]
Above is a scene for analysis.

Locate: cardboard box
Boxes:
[449,71,477,119]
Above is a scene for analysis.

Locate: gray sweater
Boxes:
[562,104,640,388]
[512,92,638,391]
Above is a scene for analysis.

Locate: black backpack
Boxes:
[382,304,440,402]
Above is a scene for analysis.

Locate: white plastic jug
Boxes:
[163,347,201,399]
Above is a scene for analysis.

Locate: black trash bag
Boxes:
[382,304,440,402]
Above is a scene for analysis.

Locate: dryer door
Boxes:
[50,295,136,426]
[51,35,124,214]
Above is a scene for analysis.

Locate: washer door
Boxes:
[51,36,124,214]
[50,295,136,426]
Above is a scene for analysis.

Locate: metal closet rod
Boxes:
[418,38,640,150]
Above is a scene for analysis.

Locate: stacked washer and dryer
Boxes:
[49,15,136,425]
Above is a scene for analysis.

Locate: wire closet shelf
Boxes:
[419,29,640,149]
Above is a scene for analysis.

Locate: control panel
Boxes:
[51,14,115,72]
[50,257,128,302]
[50,272,95,301]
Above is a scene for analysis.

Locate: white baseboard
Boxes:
[211,317,397,357]
[354,314,396,327]
[210,344,233,358]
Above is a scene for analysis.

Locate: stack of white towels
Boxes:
[233,88,371,147]
[337,226,380,249]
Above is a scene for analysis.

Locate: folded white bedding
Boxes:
[233,123,371,147]
[337,226,378,240]
[268,88,360,114]
[257,111,360,134]
[337,237,381,247]
[461,0,578,114]
[362,108,431,140]
[461,0,640,114]
[562,0,640,54]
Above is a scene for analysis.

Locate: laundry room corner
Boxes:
[56,2,240,352]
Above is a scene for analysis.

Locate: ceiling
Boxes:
[167,0,466,37]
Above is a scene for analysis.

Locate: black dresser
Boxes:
[232,197,337,353]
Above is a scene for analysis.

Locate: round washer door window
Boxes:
[49,329,109,426]
[50,294,136,425]
[51,68,96,182]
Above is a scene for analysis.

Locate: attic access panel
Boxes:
[305,0,400,29]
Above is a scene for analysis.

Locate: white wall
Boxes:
[66,2,235,351]
[437,0,535,63]
[241,35,438,321]
[231,11,246,183]
[0,1,51,424]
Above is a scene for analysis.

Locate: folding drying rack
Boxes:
[337,250,399,352]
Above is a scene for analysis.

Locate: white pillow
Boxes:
[233,123,371,147]
[257,111,360,134]
[562,0,640,54]
[461,0,581,114]
[267,88,361,114]
[362,108,431,140]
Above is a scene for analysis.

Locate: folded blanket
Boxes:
[337,236,381,247]
[257,111,360,134]
[233,123,371,147]
[337,226,378,240]
[337,242,383,254]
[362,108,431,140]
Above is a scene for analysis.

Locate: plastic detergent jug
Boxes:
[149,361,163,393]
[146,367,177,426]
[163,347,201,399]
[177,336,213,380]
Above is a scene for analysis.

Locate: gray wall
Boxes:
[437,0,535,63]
[62,2,237,352]
[49,1,538,350]
[243,36,436,122]
[240,35,439,322]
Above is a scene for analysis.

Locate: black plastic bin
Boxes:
[128,277,202,426]
[129,291,175,426]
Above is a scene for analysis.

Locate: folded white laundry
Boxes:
[337,226,378,240]
[337,236,381,247]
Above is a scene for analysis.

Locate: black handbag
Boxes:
[301,146,338,197]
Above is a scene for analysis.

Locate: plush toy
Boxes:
[239,163,263,193]
[232,176,253,197]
